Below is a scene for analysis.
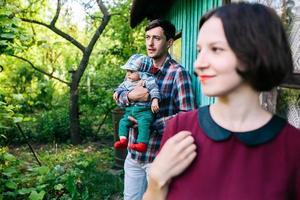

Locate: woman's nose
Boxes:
[194,52,209,71]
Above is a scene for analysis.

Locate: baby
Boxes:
[113,54,160,152]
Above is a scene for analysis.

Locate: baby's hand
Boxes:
[137,80,145,87]
[151,98,159,113]
[113,92,118,101]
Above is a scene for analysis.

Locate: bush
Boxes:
[0,143,123,200]
[33,108,70,143]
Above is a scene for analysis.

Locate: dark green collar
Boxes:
[198,106,286,146]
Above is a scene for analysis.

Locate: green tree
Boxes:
[0,0,146,144]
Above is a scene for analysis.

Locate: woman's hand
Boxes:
[143,131,197,199]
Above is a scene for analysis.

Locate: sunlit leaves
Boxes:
[0,5,32,55]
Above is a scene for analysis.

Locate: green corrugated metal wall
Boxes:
[164,0,222,106]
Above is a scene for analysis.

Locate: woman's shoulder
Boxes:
[282,121,300,144]
[275,120,300,162]
[166,107,205,131]
[173,109,200,121]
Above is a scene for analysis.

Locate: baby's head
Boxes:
[121,54,151,81]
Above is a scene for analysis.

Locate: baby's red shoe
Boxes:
[129,143,147,152]
[114,138,128,149]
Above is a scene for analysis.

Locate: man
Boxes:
[116,19,196,200]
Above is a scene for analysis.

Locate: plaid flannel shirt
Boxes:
[117,54,196,163]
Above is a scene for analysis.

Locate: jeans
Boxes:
[124,153,151,200]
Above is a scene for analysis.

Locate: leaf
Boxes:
[2,167,17,177]
[12,94,24,101]
[22,117,32,122]
[0,33,15,39]
[17,188,32,195]
[54,183,64,191]
[3,152,16,161]
[0,40,8,45]
[13,117,23,123]
[5,180,17,189]
[36,40,47,46]
[53,165,65,174]
[37,166,50,175]
[29,190,45,200]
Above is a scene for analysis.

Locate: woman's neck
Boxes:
[210,87,272,132]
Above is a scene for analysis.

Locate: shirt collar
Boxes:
[198,106,286,146]
[152,54,173,75]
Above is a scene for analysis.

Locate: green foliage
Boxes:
[0,3,32,55]
[32,107,70,143]
[0,143,123,199]
[276,88,300,117]
[0,0,146,144]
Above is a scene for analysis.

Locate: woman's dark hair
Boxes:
[145,19,176,41]
[199,2,293,91]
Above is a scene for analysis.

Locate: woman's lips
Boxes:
[199,75,215,84]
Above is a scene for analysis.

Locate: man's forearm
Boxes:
[128,87,149,102]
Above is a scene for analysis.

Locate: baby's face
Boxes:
[126,70,140,81]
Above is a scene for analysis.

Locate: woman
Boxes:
[143,2,300,200]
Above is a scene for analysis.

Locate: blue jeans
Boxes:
[124,153,151,200]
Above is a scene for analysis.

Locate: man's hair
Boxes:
[145,19,176,41]
[199,2,293,91]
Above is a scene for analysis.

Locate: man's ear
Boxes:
[167,39,174,49]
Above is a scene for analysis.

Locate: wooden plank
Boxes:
[281,73,300,89]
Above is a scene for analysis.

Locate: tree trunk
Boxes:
[70,71,81,144]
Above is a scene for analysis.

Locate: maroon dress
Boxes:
[161,106,300,200]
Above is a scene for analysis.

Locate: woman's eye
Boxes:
[212,47,223,53]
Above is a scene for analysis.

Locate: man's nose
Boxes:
[147,38,154,46]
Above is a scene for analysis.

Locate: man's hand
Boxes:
[151,98,159,113]
[128,86,149,102]
[128,116,138,128]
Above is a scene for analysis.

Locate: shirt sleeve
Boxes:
[114,82,130,107]
[145,76,160,101]
[174,68,196,112]
[159,115,179,151]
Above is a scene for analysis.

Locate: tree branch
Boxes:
[0,65,3,72]
[11,55,70,86]
[50,0,61,27]
[16,123,42,166]
[96,105,116,136]
[87,0,110,54]
[20,18,86,53]
[74,0,110,85]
